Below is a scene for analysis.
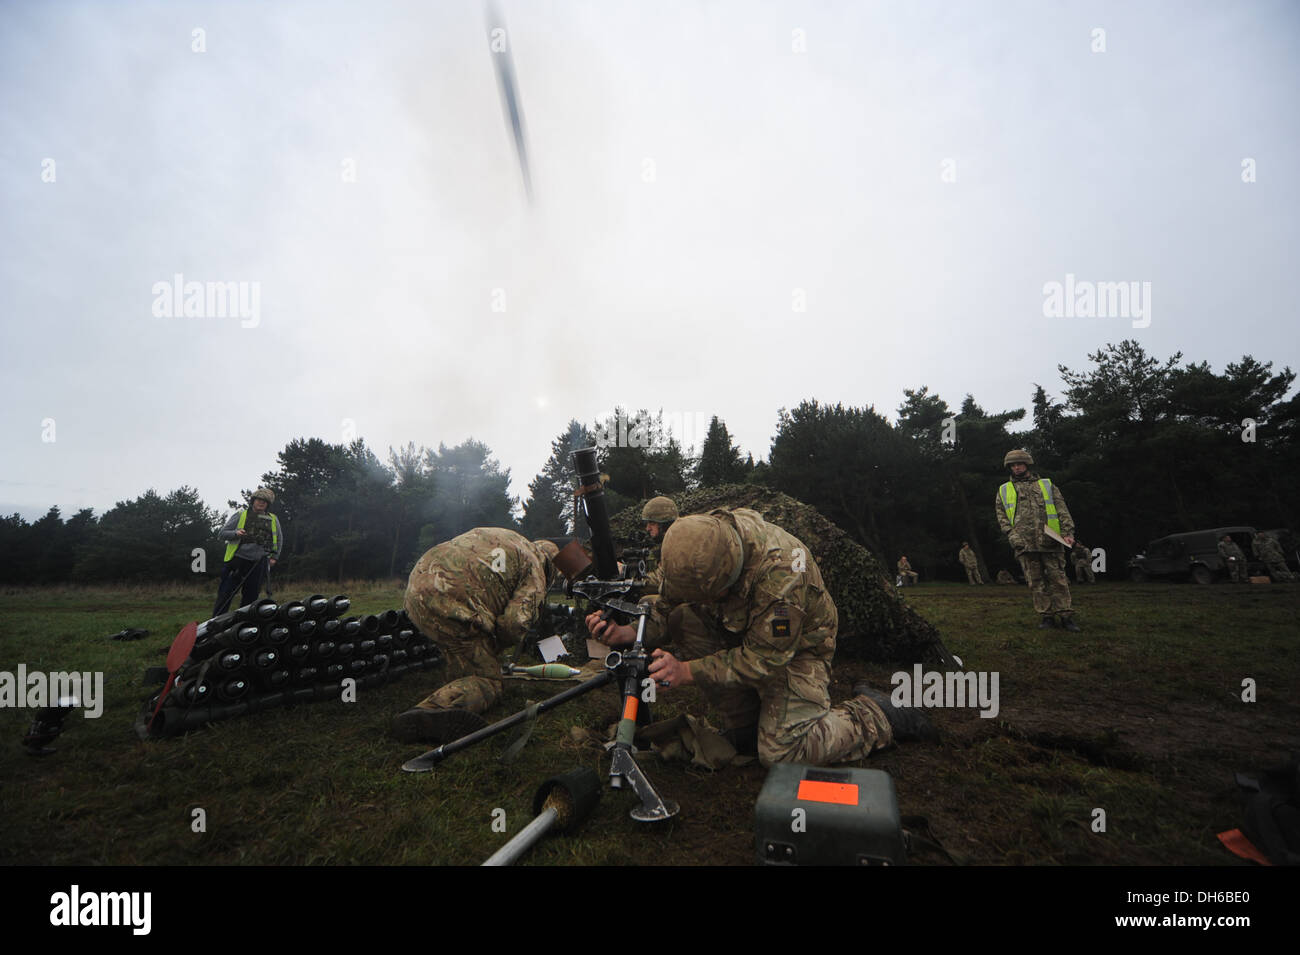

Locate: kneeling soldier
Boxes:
[393,529,558,743]
[588,508,935,767]
[897,555,919,587]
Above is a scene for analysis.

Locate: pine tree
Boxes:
[693,416,751,487]
[522,420,592,537]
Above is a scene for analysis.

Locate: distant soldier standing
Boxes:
[996,449,1080,631]
[213,488,282,616]
[393,529,559,743]
[1252,532,1295,582]
[1071,541,1096,583]
[1218,534,1248,584]
[897,555,919,587]
[958,542,984,585]
[639,496,679,595]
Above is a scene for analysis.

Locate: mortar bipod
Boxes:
[601,605,679,823]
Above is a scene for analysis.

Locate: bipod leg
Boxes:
[402,669,615,773]
[609,746,678,822]
[605,615,678,822]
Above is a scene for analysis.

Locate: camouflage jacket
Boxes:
[644,508,837,688]
[995,472,1075,554]
[1218,540,1246,563]
[1071,542,1090,563]
[405,528,550,646]
[1253,536,1284,562]
[641,561,664,596]
[958,545,978,568]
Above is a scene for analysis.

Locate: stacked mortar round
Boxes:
[139,594,442,738]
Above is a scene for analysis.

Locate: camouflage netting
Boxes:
[609,485,956,667]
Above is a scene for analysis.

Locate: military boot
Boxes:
[853,685,939,743]
[392,706,488,745]
[721,723,759,757]
[1038,615,1058,630]
[1059,615,1081,632]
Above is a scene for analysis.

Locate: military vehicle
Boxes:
[1127,526,1257,584]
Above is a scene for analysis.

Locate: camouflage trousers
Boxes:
[962,564,984,585]
[1223,558,1247,583]
[667,605,894,768]
[899,571,919,586]
[1018,551,1073,615]
[1264,561,1296,582]
[407,617,503,715]
[1073,559,1096,584]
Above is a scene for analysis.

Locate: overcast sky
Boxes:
[2,0,1297,523]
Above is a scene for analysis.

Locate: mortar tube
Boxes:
[572,447,619,579]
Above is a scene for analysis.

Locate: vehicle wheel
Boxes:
[1128,568,1148,583]
[1191,566,1214,586]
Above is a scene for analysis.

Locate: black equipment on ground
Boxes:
[754,763,905,865]
[23,698,80,756]
[481,767,602,866]
[137,597,441,738]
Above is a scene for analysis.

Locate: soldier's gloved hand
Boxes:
[585,612,634,648]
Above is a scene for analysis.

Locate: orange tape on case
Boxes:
[797,779,859,806]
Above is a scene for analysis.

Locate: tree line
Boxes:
[2,341,1295,586]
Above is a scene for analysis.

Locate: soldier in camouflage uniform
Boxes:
[1252,532,1295,582]
[1218,534,1248,584]
[587,509,936,767]
[212,488,282,616]
[638,496,679,596]
[1071,541,1096,583]
[392,529,559,743]
[996,450,1080,631]
[958,543,984,585]
[897,556,919,586]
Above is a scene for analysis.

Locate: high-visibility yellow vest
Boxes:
[998,479,1061,537]
[224,509,281,562]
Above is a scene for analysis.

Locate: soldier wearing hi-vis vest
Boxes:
[213,487,282,616]
[995,450,1080,631]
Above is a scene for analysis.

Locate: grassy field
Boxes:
[1,578,1296,866]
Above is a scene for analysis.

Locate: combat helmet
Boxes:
[641,496,680,525]
[252,487,276,504]
[1003,449,1034,468]
[531,539,560,580]
[659,514,745,604]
